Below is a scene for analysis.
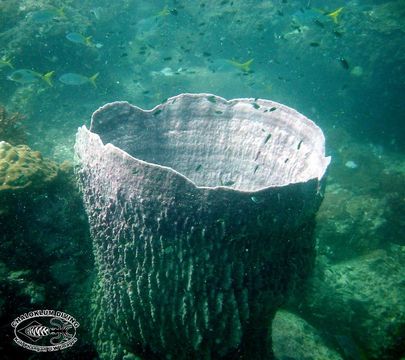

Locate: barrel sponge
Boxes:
[0,141,58,191]
[75,94,330,359]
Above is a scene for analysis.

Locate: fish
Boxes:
[66,32,93,47]
[90,7,104,20]
[326,7,343,24]
[338,57,350,70]
[351,66,363,77]
[27,8,64,23]
[135,16,162,37]
[156,5,174,17]
[25,324,50,337]
[8,69,54,86]
[160,67,175,76]
[292,7,343,28]
[150,67,183,77]
[282,28,307,39]
[59,72,99,87]
[207,58,236,73]
[219,172,236,187]
[221,180,235,186]
[313,19,325,28]
[333,29,344,37]
[292,8,323,27]
[264,133,272,144]
[227,58,254,73]
[0,57,13,69]
[156,5,171,17]
[345,160,358,169]
[250,196,264,204]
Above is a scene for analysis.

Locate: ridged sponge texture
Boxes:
[75,93,330,359]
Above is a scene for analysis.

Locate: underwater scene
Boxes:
[0,0,404,359]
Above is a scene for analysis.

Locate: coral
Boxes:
[297,245,405,359]
[0,141,58,192]
[272,310,343,360]
[316,186,387,261]
[75,94,330,359]
[0,104,26,145]
[7,269,45,304]
[0,150,97,358]
[365,0,405,35]
[0,1,21,32]
[315,126,405,261]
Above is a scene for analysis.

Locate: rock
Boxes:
[298,246,405,359]
[272,310,343,360]
[316,186,387,261]
[0,143,96,358]
[0,141,58,192]
[0,104,26,145]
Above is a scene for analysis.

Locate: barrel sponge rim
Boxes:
[77,93,331,193]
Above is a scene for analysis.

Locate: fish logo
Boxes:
[22,322,51,341]
[11,310,79,352]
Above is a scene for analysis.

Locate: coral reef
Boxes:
[281,124,405,359]
[0,141,57,191]
[0,0,403,358]
[0,147,96,359]
[316,186,387,261]
[364,0,405,35]
[272,310,343,360]
[318,127,405,260]
[295,246,405,359]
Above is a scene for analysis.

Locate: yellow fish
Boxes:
[0,57,14,69]
[42,71,55,86]
[326,7,343,24]
[227,58,254,73]
[66,32,94,47]
[157,5,170,17]
[59,72,99,88]
[8,69,54,86]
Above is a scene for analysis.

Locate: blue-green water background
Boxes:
[1,0,404,159]
[0,0,404,359]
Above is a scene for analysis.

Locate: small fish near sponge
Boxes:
[74,94,331,359]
